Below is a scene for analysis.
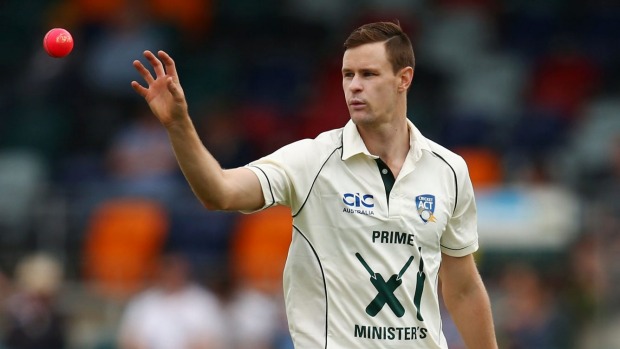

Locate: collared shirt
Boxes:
[245,119,478,349]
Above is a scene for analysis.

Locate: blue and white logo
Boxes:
[343,193,374,208]
[415,194,436,223]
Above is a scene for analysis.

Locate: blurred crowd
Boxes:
[0,0,619,348]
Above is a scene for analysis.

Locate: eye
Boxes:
[343,72,354,78]
[363,71,377,77]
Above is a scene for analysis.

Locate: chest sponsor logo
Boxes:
[343,193,374,207]
[355,251,426,320]
[415,194,436,223]
[342,193,375,216]
[353,250,429,341]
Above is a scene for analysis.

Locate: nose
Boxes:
[348,74,363,92]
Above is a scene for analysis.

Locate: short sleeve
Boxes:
[243,161,291,213]
[440,159,479,257]
[242,138,327,214]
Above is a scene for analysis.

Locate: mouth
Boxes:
[349,98,366,110]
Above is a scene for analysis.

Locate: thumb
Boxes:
[166,77,183,100]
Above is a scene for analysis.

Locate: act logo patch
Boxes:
[415,194,436,223]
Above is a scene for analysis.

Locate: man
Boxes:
[131,21,498,349]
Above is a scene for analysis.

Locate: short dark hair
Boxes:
[343,21,415,74]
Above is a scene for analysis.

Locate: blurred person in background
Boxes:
[104,103,180,201]
[130,20,497,348]
[575,135,620,348]
[494,263,572,349]
[117,250,224,349]
[1,253,67,349]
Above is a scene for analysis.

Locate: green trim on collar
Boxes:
[375,158,395,205]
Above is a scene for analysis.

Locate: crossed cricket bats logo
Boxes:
[356,250,425,320]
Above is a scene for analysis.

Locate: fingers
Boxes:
[143,50,166,78]
[132,50,181,99]
[158,51,180,82]
[132,59,154,85]
[133,50,178,80]
[131,81,148,98]
[166,77,183,100]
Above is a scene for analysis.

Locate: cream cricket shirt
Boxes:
[245,119,478,349]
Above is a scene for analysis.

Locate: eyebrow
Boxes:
[341,67,380,74]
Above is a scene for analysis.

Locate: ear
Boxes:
[397,66,414,92]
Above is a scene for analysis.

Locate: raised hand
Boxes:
[131,50,188,127]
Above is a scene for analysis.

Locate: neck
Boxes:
[357,117,410,177]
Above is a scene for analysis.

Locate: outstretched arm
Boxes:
[440,253,498,349]
[132,50,264,211]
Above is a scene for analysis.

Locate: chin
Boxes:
[350,113,376,126]
[349,109,367,120]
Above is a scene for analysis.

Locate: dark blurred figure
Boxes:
[196,108,254,169]
[564,233,605,348]
[495,263,572,349]
[2,253,67,349]
[589,136,620,312]
[591,135,620,213]
[104,104,180,201]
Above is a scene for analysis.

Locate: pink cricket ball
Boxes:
[43,28,74,58]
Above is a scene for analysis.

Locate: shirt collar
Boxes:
[341,119,432,162]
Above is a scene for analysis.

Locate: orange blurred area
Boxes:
[82,198,169,300]
[455,147,503,188]
[148,0,213,38]
[230,206,293,295]
[51,0,213,38]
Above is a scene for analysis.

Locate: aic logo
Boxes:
[343,193,374,208]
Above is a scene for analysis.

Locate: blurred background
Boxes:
[0,0,619,348]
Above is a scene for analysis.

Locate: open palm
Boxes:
[131,50,188,127]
